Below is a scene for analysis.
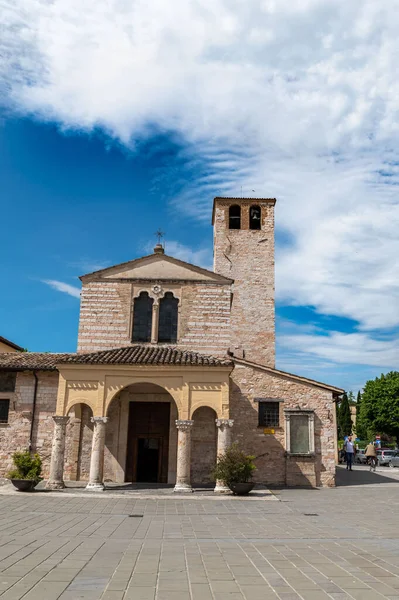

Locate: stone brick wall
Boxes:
[191,406,217,484]
[77,281,132,353]
[0,371,59,478]
[230,363,336,487]
[78,280,231,357]
[213,199,276,367]
[178,284,230,357]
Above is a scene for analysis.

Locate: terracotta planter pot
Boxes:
[228,482,255,495]
[11,479,37,492]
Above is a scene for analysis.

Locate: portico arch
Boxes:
[104,376,184,419]
[191,407,217,484]
[104,382,179,484]
[64,402,93,482]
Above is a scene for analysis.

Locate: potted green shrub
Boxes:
[7,451,42,491]
[212,444,256,495]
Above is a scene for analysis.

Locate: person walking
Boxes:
[345,436,355,471]
[365,441,377,471]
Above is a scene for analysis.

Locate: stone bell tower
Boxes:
[212,197,276,367]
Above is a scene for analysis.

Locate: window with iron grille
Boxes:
[0,400,10,424]
[0,372,16,393]
[258,402,280,427]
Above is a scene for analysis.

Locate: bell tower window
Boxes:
[249,205,261,230]
[229,205,241,229]
[158,292,179,343]
[132,292,153,342]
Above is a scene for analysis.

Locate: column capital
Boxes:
[91,416,108,424]
[52,415,70,426]
[175,419,194,432]
[216,419,234,428]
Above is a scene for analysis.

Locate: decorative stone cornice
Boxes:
[215,419,234,428]
[175,419,194,432]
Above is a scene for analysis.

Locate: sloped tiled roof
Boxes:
[0,352,73,371]
[61,346,232,367]
[233,357,344,394]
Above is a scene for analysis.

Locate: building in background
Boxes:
[0,336,23,353]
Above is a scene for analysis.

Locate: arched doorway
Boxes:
[104,383,178,484]
[191,407,217,484]
[64,403,93,482]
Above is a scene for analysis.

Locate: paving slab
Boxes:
[0,466,399,598]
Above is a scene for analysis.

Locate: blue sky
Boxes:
[1,0,398,393]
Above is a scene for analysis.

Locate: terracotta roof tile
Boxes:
[61,346,232,367]
[0,352,73,371]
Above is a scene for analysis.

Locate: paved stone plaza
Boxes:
[1,467,399,599]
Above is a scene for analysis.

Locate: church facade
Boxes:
[0,198,343,490]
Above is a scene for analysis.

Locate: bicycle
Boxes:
[367,456,377,472]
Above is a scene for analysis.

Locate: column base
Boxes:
[45,480,65,490]
[174,483,193,493]
[214,483,231,494]
[85,482,105,492]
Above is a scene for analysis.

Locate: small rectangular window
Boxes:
[258,402,280,427]
[0,400,10,424]
[0,372,16,393]
[290,414,310,453]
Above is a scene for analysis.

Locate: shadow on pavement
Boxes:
[336,465,399,486]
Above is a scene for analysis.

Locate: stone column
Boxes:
[151,302,159,344]
[46,416,70,490]
[174,420,194,493]
[214,419,234,493]
[86,417,108,491]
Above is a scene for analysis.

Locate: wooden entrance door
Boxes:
[126,402,170,483]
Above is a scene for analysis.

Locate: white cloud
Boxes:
[163,241,213,270]
[2,0,399,381]
[279,329,399,369]
[144,239,213,269]
[42,280,81,299]
[276,319,398,391]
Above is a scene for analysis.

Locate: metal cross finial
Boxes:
[155,229,165,244]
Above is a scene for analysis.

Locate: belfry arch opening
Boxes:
[229,204,241,229]
[249,205,261,230]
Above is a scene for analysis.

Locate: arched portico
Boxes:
[104,382,179,485]
[47,357,232,492]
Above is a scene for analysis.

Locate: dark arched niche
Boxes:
[132,292,153,342]
[229,204,241,229]
[158,292,179,343]
[249,205,261,230]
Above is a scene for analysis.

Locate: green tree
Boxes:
[355,390,368,440]
[347,391,356,405]
[360,372,399,442]
[339,392,353,437]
